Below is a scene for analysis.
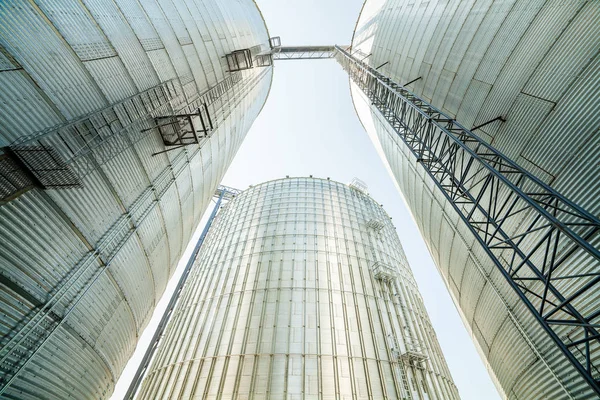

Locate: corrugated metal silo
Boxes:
[137,177,460,400]
[0,0,273,398]
[348,0,600,399]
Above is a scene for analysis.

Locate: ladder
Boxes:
[388,334,412,400]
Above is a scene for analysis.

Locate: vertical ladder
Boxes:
[398,361,413,400]
[388,333,413,400]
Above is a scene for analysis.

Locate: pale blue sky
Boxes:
[113,1,502,399]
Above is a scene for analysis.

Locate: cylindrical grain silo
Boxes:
[348,1,600,398]
[0,1,272,398]
[137,177,460,400]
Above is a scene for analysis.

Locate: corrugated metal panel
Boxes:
[112,0,164,51]
[511,356,574,400]
[176,169,194,235]
[0,71,63,145]
[94,299,138,373]
[446,0,516,119]
[444,0,492,74]
[4,325,115,400]
[137,0,194,86]
[473,1,545,85]
[0,1,107,118]
[488,318,537,394]
[426,0,476,104]
[100,146,149,208]
[523,2,600,102]
[108,235,155,330]
[83,0,161,91]
[525,54,600,206]
[146,48,177,84]
[65,273,122,345]
[491,92,555,161]
[476,1,585,127]
[34,0,117,62]
[132,134,169,181]
[0,51,17,71]
[160,183,183,267]
[136,206,169,295]
[474,287,509,349]
[433,68,455,113]
[85,57,138,103]
[459,256,485,324]
[47,170,122,245]
[154,0,193,47]
[0,192,89,301]
[472,320,490,357]
[181,43,209,92]
[554,129,600,215]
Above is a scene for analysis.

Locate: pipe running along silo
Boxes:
[137,177,460,400]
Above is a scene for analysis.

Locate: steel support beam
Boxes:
[333,44,600,394]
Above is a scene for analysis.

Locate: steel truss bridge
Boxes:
[272,45,338,60]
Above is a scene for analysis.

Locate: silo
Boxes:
[0,1,272,398]
[137,177,459,400]
[347,0,600,398]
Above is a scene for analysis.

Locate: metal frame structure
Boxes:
[2,79,184,192]
[2,30,597,395]
[255,53,273,67]
[0,79,181,201]
[272,46,338,60]
[348,177,368,193]
[124,185,238,399]
[226,49,253,72]
[7,145,82,189]
[269,36,281,48]
[151,104,213,153]
[333,45,600,395]
[372,261,397,282]
[401,344,428,370]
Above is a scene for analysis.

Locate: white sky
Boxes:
[112,1,502,399]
